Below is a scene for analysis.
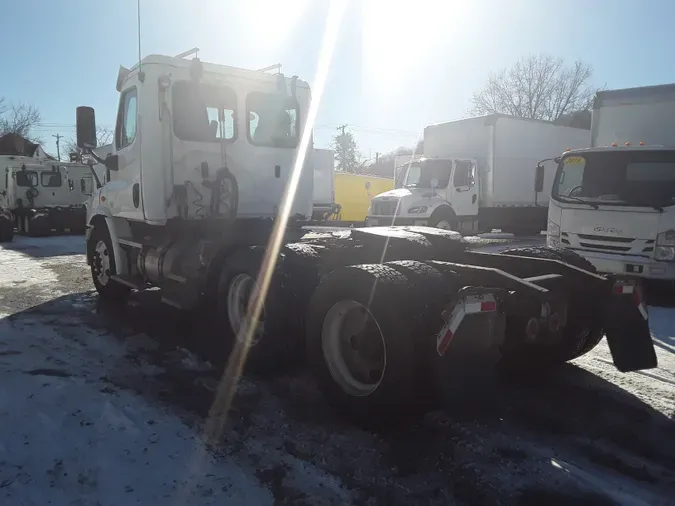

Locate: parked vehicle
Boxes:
[311,148,337,220]
[73,51,655,425]
[366,115,589,235]
[331,172,393,223]
[547,84,675,282]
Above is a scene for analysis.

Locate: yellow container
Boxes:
[332,172,394,222]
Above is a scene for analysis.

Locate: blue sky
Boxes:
[2,0,675,160]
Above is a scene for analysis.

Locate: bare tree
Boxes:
[471,54,599,122]
[64,126,114,160]
[0,99,42,141]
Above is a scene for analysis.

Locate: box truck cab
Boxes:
[365,157,478,230]
[547,84,675,281]
[548,146,675,280]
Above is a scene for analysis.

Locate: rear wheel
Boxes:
[0,218,13,243]
[216,246,298,373]
[88,224,130,302]
[306,264,424,426]
[498,247,603,370]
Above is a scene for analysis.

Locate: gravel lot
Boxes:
[0,234,674,505]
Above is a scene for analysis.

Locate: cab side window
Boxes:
[116,87,138,149]
[453,161,475,187]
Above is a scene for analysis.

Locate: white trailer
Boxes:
[366,115,589,234]
[72,52,655,426]
[311,148,336,219]
[547,83,675,281]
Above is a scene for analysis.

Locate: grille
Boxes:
[372,201,398,216]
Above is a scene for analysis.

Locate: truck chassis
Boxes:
[14,204,87,237]
[84,219,656,425]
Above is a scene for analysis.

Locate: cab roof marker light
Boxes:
[625,141,631,146]
[611,142,617,147]
[640,141,645,146]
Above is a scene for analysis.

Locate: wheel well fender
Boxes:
[429,205,456,221]
[87,214,130,275]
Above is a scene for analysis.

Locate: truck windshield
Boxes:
[552,150,675,208]
[41,171,62,188]
[172,81,236,142]
[16,170,38,187]
[404,160,452,188]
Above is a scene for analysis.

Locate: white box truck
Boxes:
[311,148,336,220]
[366,115,589,234]
[547,83,675,281]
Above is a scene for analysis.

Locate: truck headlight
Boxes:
[655,229,675,261]
[546,220,560,248]
[408,206,428,214]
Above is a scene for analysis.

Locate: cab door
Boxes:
[450,159,479,219]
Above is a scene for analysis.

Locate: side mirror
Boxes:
[430,178,439,189]
[104,154,119,171]
[554,156,561,164]
[365,181,371,190]
[76,106,97,149]
[534,164,545,193]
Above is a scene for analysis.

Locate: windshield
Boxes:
[172,81,236,142]
[15,170,38,187]
[41,171,63,188]
[552,150,675,207]
[404,159,452,188]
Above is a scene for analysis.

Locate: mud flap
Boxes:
[603,281,656,372]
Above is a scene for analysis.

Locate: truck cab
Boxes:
[365,157,478,232]
[80,54,313,228]
[3,162,79,235]
[547,145,675,280]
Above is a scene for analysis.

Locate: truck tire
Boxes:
[498,247,604,370]
[88,224,131,303]
[428,207,458,231]
[0,218,14,243]
[281,243,322,339]
[306,263,424,426]
[216,246,298,374]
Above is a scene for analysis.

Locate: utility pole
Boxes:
[337,124,347,136]
[375,152,380,164]
[52,134,63,161]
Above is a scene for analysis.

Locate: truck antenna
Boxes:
[137,0,142,76]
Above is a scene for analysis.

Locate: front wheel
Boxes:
[428,208,458,231]
[0,218,13,243]
[88,224,130,302]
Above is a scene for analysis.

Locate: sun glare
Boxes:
[238,0,311,50]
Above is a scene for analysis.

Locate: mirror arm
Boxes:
[83,148,103,189]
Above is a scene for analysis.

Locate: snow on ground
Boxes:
[0,234,674,505]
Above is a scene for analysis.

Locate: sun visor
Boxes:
[116,66,130,92]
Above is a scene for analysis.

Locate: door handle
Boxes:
[274,165,281,178]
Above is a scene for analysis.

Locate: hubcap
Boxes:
[227,273,265,344]
[92,240,111,286]
[321,300,386,397]
[436,220,452,230]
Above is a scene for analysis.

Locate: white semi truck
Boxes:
[0,157,89,237]
[366,115,589,235]
[73,51,654,425]
[547,83,675,282]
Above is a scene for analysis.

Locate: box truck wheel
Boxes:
[306,263,423,426]
[88,224,130,303]
[498,247,603,371]
[429,207,458,231]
